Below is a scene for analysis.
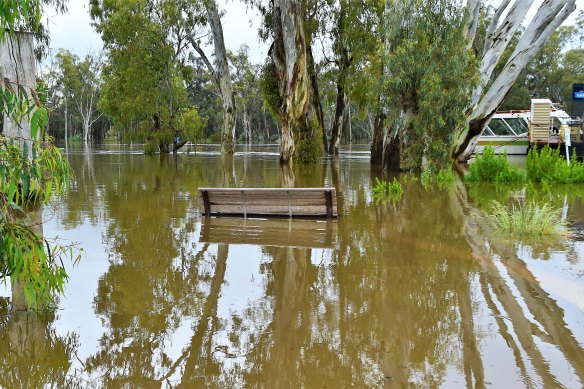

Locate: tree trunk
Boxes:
[328,0,350,155]
[205,0,236,155]
[243,108,251,144]
[371,109,387,166]
[153,113,169,154]
[263,105,270,142]
[329,63,348,155]
[307,41,326,148]
[0,33,36,154]
[270,0,311,163]
[83,118,91,144]
[347,96,352,144]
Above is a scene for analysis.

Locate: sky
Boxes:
[43,0,269,62]
[44,0,583,63]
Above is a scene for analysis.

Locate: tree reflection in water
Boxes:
[2,149,583,387]
[0,299,81,388]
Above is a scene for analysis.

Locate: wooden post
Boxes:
[202,190,210,216]
[325,190,333,218]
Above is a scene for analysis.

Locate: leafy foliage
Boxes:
[465,147,526,182]
[92,0,203,153]
[0,119,77,310]
[1,4,76,309]
[383,0,478,171]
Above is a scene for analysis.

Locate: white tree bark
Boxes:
[76,79,102,144]
[463,0,482,45]
[205,0,236,155]
[454,0,576,161]
[471,0,534,106]
[270,0,310,163]
[0,33,36,154]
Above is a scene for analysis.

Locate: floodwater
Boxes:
[1,144,584,388]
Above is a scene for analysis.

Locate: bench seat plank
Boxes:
[199,187,338,218]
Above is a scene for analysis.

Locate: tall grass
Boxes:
[465,147,526,182]
[488,200,568,237]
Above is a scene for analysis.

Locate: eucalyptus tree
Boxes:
[53,49,103,143]
[253,0,326,163]
[372,0,577,170]
[184,0,237,154]
[230,45,276,143]
[452,0,577,161]
[321,0,383,155]
[90,0,206,154]
[371,0,477,172]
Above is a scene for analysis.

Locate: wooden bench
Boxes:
[199,187,338,218]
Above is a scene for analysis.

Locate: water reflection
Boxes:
[200,217,337,248]
[0,147,583,387]
[0,300,81,388]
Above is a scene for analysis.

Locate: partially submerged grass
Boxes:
[488,200,569,237]
[372,177,403,203]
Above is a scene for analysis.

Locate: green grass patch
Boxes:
[488,200,569,237]
[465,146,525,183]
[372,177,403,203]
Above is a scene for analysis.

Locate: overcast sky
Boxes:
[44,0,583,63]
[43,0,269,62]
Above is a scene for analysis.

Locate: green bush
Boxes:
[526,146,584,183]
[465,146,526,182]
[143,141,158,155]
[297,137,322,164]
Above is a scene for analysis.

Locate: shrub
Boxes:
[488,200,568,237]
[465,146,525,182]
[143,141,158,155]
[526,146,584,184]
[297,137,322,164]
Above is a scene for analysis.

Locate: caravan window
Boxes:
[488,119,515,136]
[504,118,528,135]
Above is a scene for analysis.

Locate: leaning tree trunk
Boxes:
[270,0,311,163]
[205,0,236,155]
[452,0,576,162]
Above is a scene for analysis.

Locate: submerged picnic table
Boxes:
[199,187,338,218]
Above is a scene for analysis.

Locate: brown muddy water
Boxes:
[1,144,584,388]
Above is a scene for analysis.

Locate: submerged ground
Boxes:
[1,144,584,388]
